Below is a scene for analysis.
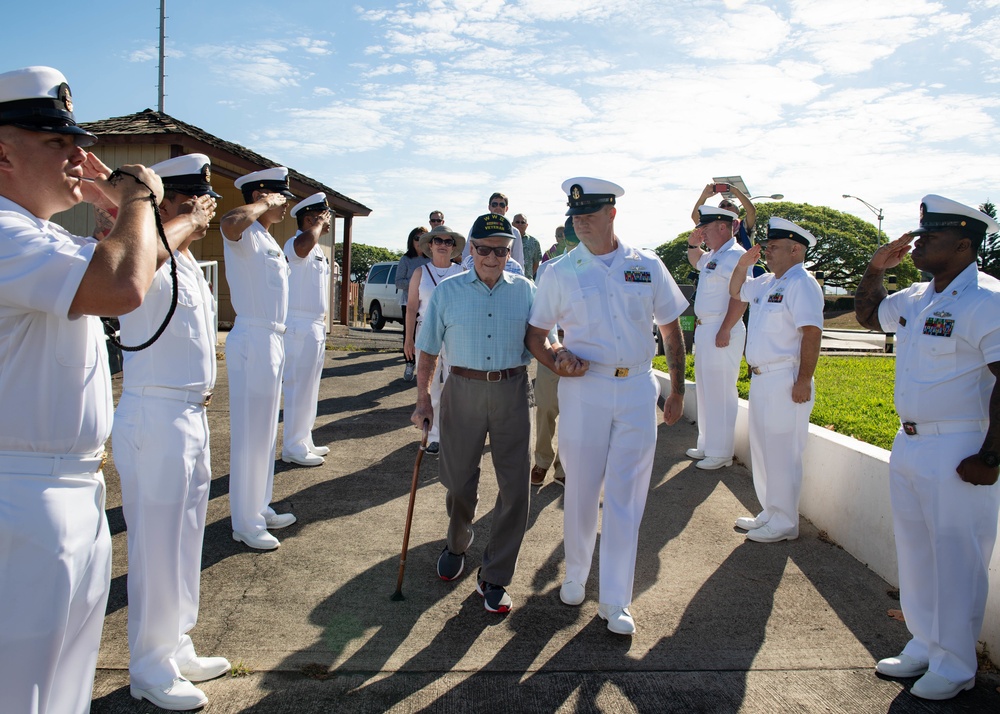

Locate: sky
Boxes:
[3,0,1000,253]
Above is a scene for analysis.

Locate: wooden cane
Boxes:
[391,421,429,601]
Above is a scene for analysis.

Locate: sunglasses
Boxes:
[429,218,444,223]
[489,202,507,209]
[472,244,510,257]
[431,236,455,246]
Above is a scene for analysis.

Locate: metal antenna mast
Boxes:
[158,0,166,112]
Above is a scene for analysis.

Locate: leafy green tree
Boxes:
[979,200,999,279]
[335,243,402,282]
[654,230,697,285]
[749,202,919,290]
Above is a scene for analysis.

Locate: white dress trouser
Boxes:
[747,365,813,534]
[282,317,326,456]
[112,392,210,689]
[414,321,449,443]
[227,322,285,533]
[694,319,745,458]
[0,465,112,714]
[558,369,660,607]
[890,428,1000,683]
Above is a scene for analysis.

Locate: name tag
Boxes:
[922,317,954,337]
[267,249,281,258]
[624,270,651,283]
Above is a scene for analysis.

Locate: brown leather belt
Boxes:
[450,365,527,382]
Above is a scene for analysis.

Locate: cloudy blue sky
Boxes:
[4,0,999,252]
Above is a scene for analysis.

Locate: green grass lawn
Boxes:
[652,354,898,451]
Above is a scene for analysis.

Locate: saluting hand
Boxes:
[737,244,762,270]
[869,233,914,271]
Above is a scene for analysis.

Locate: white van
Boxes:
[363,261,403,331]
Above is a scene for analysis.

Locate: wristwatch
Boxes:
[688,243,701,249]
[980,450,1000,468]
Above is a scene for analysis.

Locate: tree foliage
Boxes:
[655,202,920,291]
[334,243,402,282]
[979,200,999,279]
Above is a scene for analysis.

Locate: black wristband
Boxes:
[688,244,700,249]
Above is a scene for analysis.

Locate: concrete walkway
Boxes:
[91,344,998,712]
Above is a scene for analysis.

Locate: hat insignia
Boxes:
[57,82,73,112]
[570,185,583,200]
[202,165,211,183]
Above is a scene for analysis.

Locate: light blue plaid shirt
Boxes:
[416,269,535,371]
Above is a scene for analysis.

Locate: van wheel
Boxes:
[369,302,385,331]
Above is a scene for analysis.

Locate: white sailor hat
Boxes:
[234,166,295,199]
[0,66,96,147]
[766,217,816,247]
[469,213,515,240]
[150,153,221,198]
[911,194,999,239]
[561,177,625,216]
[291,192,329,218]
[698,205,739,225]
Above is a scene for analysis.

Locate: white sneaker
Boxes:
[685,448,705,459]
[875,652,928,678]
[131,677,208,711]
[559,580,585,606]
[179,655,231,682]
[282,450,324,467]
[746,523,797,543]
[309,444,330,457]
[232,529,280,550]
[597,603,636,635]
[910,671,975,700]
[265,512,297,529]
[735,516,764,531]
[696,456,733,470]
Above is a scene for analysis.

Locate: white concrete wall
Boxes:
[656,371,1000,659]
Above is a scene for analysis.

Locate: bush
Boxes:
[825,296,855,312]
[653,354,898,450]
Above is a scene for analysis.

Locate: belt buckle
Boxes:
[202,392,213,407]
[751,366,762,375]
[614,367,629,378]
[902,422,917,436]
[486,370,502,382]
[99,453,107,472]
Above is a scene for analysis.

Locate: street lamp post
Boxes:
[842,194,884,243]
[750,194,784,201]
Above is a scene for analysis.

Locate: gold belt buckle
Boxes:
[202,392,213,407]
[614,367,629,378]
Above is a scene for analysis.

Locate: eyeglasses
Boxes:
[429,218,444,223]
[431,236,455,246]
[472,244,511,257]
[489,202,507,209]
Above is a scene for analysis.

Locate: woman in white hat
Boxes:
[403,225,466,453]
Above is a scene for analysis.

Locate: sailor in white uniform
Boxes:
[281,192,332,467]
[729,217,824,543]
[0,66,163,714]
[112,154,232,710]
[222,167,297,550]
[856,195,1000,701]
[686,205,748,470]
[526,177,688,636]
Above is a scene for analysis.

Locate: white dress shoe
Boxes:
[232,529,280,550]
[265,512,297,529]
[746,523,797,543]
[910,670,975,700]
[179,655,231,682]
[685,448,705,459]
[597,603,636,635]
[559,580,585,606]
[131,677,208,711]
[309,444,330,457]
[735,516,764,531]
[282,450,324,467]
[875,652,928,677]
[696,456,733,470]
